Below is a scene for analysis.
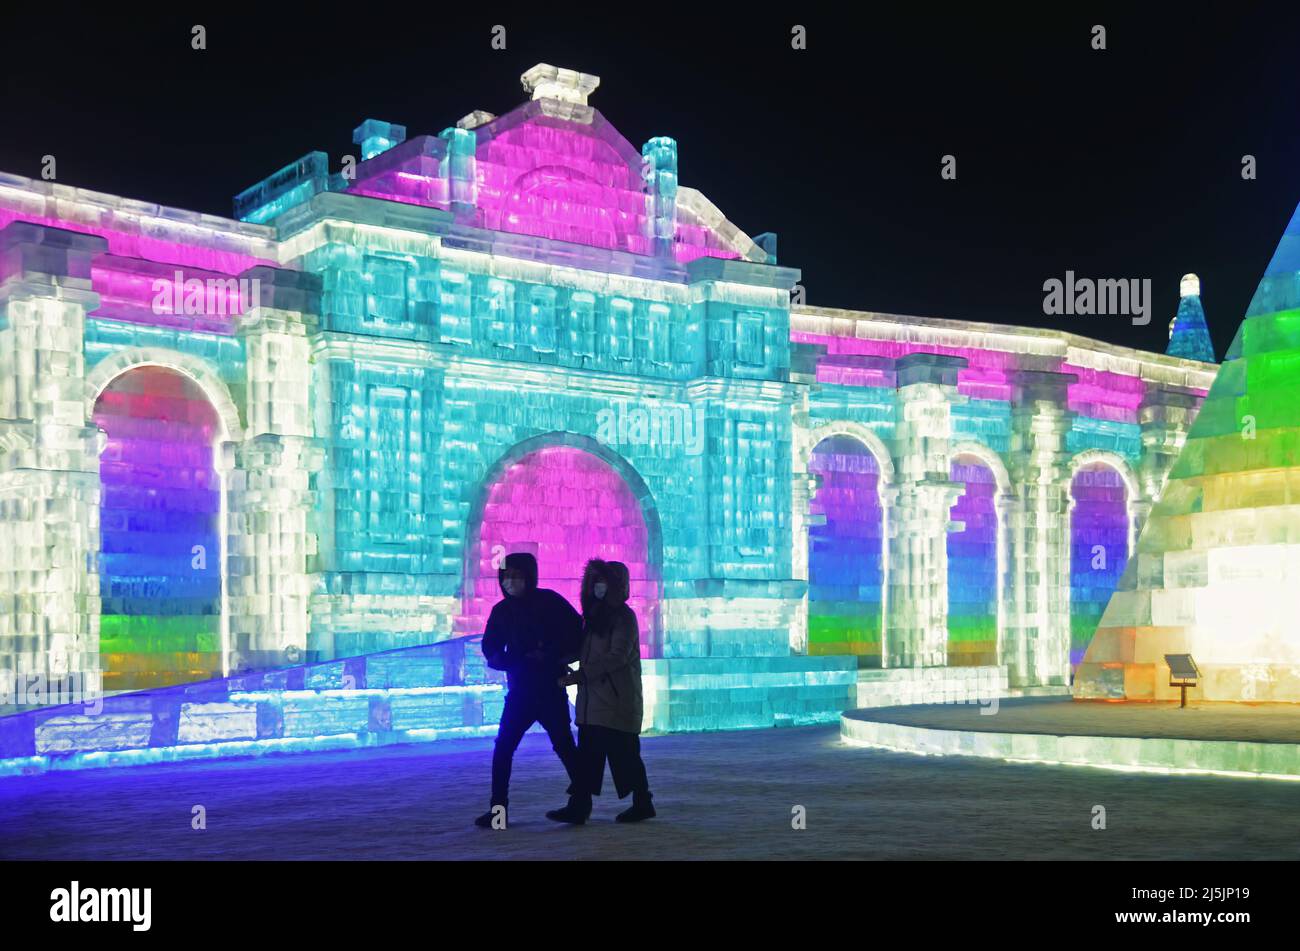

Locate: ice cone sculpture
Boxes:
[1076,204,1300,702]
[1166,273,1216,363]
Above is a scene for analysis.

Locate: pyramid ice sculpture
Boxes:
[1075,202,1300,702]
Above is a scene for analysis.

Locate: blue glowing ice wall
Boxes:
[0,637,504,777]
[807,436,884,660]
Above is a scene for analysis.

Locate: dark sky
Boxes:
[4,5,1299,357]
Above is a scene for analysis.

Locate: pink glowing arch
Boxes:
[460,434,664,658]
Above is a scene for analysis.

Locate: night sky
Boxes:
[3,6,1299,357]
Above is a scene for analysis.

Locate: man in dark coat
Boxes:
[475,552,583,829]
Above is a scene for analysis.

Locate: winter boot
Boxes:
[615,791,655,823]
[546,793,593,825]
[475,804,508,829]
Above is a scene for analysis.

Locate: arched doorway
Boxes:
[93,366,224,692]
[1069,461,1131,674]
[463,443,660,657]
[807,435,885,663]
[947,456,999,666]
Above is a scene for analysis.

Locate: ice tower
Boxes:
[1166,273,1216,363]
[1076,203,1300,702]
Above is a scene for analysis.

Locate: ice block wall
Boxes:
[807,436,884,660]
[0,637,503,777]
[947,459,999,666]
[794,305,1213,685]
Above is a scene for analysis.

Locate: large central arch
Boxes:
[461,434,663,657]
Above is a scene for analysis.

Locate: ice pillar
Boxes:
[227,267,323,671]
[0,222,106,708]
[441,126,478,218]
[1137,383,1202,526]
[1004,367,1077,687]
[642,136,678,259]
[885,353,966,668]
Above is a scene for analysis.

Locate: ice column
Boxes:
[642,137,678,259]
[227,267,323,671]
[0,222,106,707]
[885,353,966,667]
[441,126,477,218]
[1137,382,1202,523]
[1004,367,1077,686]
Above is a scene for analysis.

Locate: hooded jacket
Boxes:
[575,561,644,734]
[481,552,582,697]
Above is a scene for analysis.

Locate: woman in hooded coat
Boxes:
[548,558,655,824]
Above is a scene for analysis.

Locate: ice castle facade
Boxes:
[0,64,1218,744]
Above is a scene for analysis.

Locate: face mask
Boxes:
[593,582,608,600]
[503,578,523,597]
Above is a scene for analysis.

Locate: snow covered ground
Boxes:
[2,723,1298,860]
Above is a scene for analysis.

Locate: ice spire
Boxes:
[1165,272,1215,363]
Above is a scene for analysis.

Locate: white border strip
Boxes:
[840,714,1300,782]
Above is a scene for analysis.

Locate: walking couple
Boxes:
[474,552,655,829]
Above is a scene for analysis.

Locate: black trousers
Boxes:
[576,723,650,800]
[490,689,582,806]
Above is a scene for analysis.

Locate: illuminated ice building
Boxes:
[0,65,1220,770]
